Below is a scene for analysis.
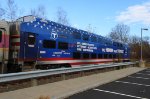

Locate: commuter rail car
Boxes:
[0,20,9,73]
[0,15,130,73]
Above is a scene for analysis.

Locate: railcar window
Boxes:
[73,32,81,39]
[113,54,116,58]
[58,42,68,50]
[98,54,103,58]
[0,30,2,42]
[82,34,89,41]
[117,54,119,58]
[119,54,123,58]
[28,34,36,45]
[118,43,120,47]
[104,54,108,59]
[117,43,119,47]
[113,42,117,46]
[98,38,104,45]
[105,42,108,46]
[43,40,56,48]
[120,44,123,47]
[91,53,97,59]
[73,52,81,59]
[107,42,112,46]
[109,54,112,58]
[83,53,89,59]
[98,38,102,42]
[91,36,97,42]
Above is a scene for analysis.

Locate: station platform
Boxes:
[0,67,145,99]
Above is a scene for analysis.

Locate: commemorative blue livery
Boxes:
[0,15,130,72]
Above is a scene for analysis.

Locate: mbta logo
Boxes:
[51,30,58,40]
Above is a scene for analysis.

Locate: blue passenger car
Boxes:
[8,15,130,70]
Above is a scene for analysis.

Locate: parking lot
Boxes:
[67,68,150,99]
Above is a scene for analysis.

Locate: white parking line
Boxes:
[136,73,150,76]
[93,89,148,99]
[115,81,150,87]
[128,76,150,80]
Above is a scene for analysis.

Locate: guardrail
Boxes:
[0,62,138,83]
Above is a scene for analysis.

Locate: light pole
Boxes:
[141,28,148,62]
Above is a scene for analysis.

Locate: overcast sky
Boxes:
[1,0,150,37]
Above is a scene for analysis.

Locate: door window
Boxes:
[28,34,36,47]
[0,30,2,42]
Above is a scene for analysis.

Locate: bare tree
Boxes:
[30,5,47,19]
[129,36,150,60]
[129,36,140,59]
[86,24,96,33]
[18,8,25,18]
[142,36,150,59]
[129,35,140,45]
[0,5,5,19]
[108,23,130,43]
[5,0,18,21]
[56,7,70,26]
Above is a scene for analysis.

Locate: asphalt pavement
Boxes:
[67,68,150,99]
[0,67,144,99]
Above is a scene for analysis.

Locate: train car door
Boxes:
[0,29,6,73]
[0,29,4,62]
[24,32,39,61]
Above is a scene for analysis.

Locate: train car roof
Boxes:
[16,15,128,47]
